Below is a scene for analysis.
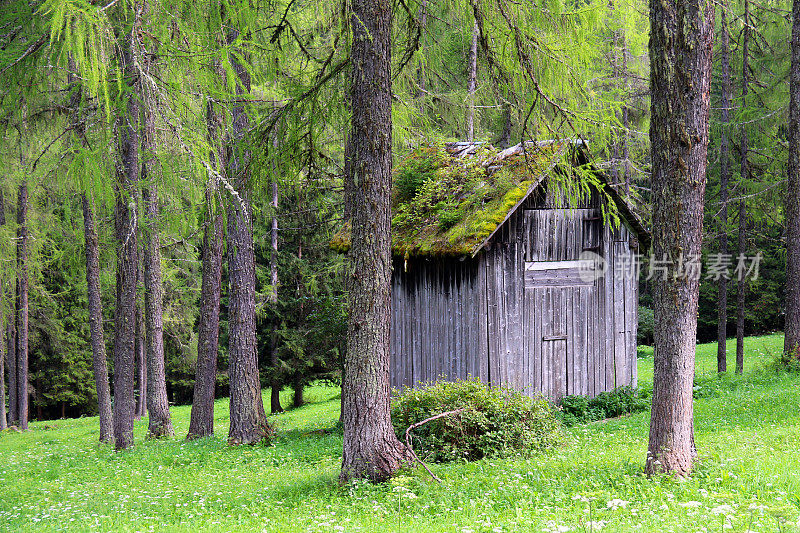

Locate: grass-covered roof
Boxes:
[332,141,644,257]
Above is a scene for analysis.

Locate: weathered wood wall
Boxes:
[390,178,639,398]
[390,256,488,389]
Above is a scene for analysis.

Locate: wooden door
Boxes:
[522,208,601,398]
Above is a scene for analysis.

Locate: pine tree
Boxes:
[224,14,270,446]
[339,0,413,483]
[646,0,714,476]
[717,2,732,374]
[787,0,800,360]
[111,3,143,450]
[16,182,29,431]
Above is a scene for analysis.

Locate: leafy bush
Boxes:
[558,386,648,426]
[393,151,440,204]
[637,306,654,345]
[391,379,562,463]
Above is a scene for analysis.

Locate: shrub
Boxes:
[391,379,562,463]
[638,306,654,345]
[558,386,649,426]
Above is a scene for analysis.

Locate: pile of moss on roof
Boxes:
[331,142,564,257]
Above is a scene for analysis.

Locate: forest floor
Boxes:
[1,333,799,532]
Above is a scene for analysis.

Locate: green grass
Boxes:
[2,333,799,532]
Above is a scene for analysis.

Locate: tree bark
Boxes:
[269,180,283,414]
[466,21,478,142]
[16,183,29,431]
[340,0,412,483]
[135,301,146,421]
[224,21,270,445]
[112,11,141,450]
[646,0,713,477]
[717,5,732,373]
[68,55,114,442]
[0,191,7,430]
[787,0,800,359]
[188,98,225,440]
[82,195,114,442]
[6,300,16,425]
[293,379,304,408]
[141,182,173,437]
[141,52,174,437]
[736,0,750,375]
[736,201,746,374]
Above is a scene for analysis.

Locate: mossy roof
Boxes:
[331,142,649,258]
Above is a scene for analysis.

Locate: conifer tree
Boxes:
[16,182,29,431]
[224,13,270,446]
[787,0,800,360]
[111,3,143,450]
[340,0,412,483]
[646,0,713,476]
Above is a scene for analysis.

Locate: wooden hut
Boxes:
[334,140,650,399]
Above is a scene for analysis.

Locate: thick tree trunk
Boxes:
[82,195,114,442]
[0,191,7,430]
[112,16,141,450]
[293,379,304,408]
[787,0,800,359]
[225,22,270,445]
[340,0,412,483]
[736,0,750,375]
[646,0,713,477]
[269,181,283,414]
[466,21,478,142]
[16,184,29,431]
[142,184,173,437]
[0,339,5,429]
[717,6,732,373]
[139,3,173,439]
[188,100,225,440]
[68,56,114,442]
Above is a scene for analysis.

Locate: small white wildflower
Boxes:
[606,499,630,510]
[748,503,767,512]
[678,501,703,508]
[712,504,734,515]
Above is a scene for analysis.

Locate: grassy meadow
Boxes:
[1,333,799,532]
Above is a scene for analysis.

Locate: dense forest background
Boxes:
[0,0,792,420]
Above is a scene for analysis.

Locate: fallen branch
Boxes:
[403,408,465,484]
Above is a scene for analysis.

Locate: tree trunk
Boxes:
[16,183,29,431]
[646,0,713,477]
[736,0,750,375]
[141,58,174,437]
[141,182,173,437]
[340,0,412,483]
[466,21,478,142]
[736,202,747,374]
[135,302,146,421]
[83,195,114,442]
[269,180,283,414]
[188,99,225,440]
[787,0,800,359]
[224,21,270,445]
[112,14,141,450]
[418,0,428,94]
[68,55,114,442]
[621,32,631,193]
[0,191,7,430]
[293,379,304,408]
[6,302,16,425]
[717,5,732,373]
